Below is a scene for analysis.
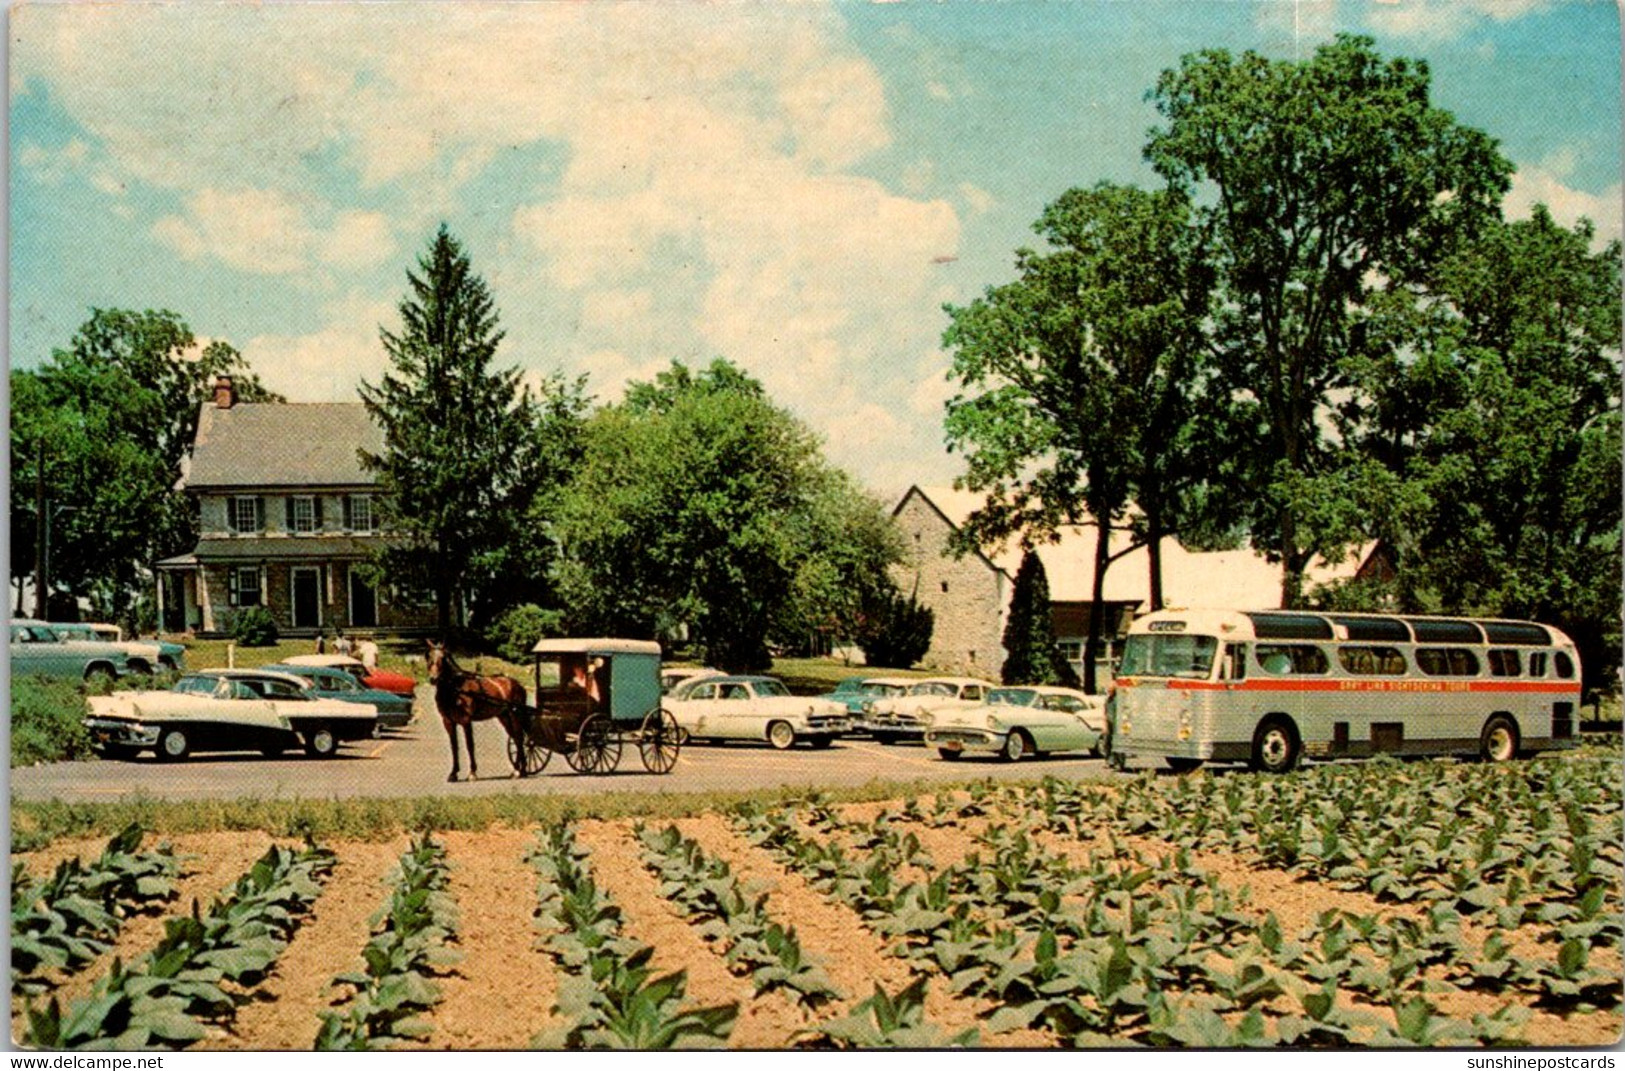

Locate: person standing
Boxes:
[334,630,353,657]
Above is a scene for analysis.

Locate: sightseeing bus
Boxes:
[1108,609,1581,773]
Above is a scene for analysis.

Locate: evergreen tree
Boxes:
[358,225,554,638]
[1000,550,1078,686]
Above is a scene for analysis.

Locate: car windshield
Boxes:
[753,680,790,698]
[908,682,957,697]
[987,688,1037,706]
[1120,634,1219,680]
[831,679,863,695]
[861,682,907,697]
[173,676,219,695]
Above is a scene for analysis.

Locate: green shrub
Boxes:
[855,588,934,669]
[228,606,279,647]
[12,676,93,767]
[486,604,564,664]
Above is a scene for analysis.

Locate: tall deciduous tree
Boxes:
[1145,34,1512,605]
[1321,208,1623,692]
[10,311,278,626]
[943,183,1222,692]
[555,359,898,673]
[358,225,560,637]
[1001,550,1077,687]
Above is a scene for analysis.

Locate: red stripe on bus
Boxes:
[1120,678,1580,695]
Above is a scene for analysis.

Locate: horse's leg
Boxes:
[464,720,478,780]
[445,717,461,783]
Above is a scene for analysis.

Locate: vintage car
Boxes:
[824,676,915,716]
[660,665,724,696]
[50,622,186,674]
[83,668,380,761]
[924,685,1106,762]
[264,662,414,729]
[10,620,133,683]
[666,675,851,749]
[280,653,417,698]
[860,676,995,744]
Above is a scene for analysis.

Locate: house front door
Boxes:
[291,567,321,630]
[348,567,377,628]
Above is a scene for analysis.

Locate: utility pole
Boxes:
[33,437,47,619]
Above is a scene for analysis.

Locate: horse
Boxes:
[426,641,527,782]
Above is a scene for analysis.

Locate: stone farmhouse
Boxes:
[155,377,434,637]
[892,485,1383,680]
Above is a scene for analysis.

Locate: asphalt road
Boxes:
[11,687,1125,802]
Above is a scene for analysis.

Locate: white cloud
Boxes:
[17,138,91,184]
[154,190,396,275]
[13,3,965,493]
[320,211,396,270]
[1505,165,1623,248]
[1367,0,1551,42]
[241,293,396,400]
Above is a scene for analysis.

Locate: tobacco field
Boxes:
[11,751,1622,1050]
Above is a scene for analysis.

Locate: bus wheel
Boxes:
[1479,715,1519,763]
[1250,716,1300,774]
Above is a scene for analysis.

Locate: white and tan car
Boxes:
[860,676,995,744]
[925,685,1106,762]
[83,668,379,761]
[667,675,851,750]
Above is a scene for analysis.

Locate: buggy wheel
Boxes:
[639,708,681,774]
[574,714,622,774]
[507,727,552,776]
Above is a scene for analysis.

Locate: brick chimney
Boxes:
[213,375,236,409]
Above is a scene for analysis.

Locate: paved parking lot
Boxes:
[11,687,1122,802]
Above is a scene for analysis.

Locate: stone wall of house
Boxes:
[889,492,1007,678]
[196,561,433,635]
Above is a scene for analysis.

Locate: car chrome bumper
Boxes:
[83,717,160,747]
[924,728,999,753]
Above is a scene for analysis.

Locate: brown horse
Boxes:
[426,641,526,782]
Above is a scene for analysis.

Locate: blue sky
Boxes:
[10,1,1621,500]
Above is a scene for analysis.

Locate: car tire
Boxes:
[1000,731,1030,763]
[809,735,834,749]
[303,726,338,758]
[157,727,191,762]
[936,748,962,762]
[767,721,796,750]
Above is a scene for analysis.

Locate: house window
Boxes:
[231,566,262,607]
[230,496,263,533]
[940,581,949,594]
[289,496,318,534]
[1057,640,1083,663]
[346,494,376,534]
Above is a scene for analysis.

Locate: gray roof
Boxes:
[187,403,381,489]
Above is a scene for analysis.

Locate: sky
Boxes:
[9,0,1622,503]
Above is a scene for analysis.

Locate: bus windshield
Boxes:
[1121,634,1219,680]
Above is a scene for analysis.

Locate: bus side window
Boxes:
[1256,643,1327,675]
[1529,652,1548,677]
[1488,649,1522,677]
[1554,652,1576,679]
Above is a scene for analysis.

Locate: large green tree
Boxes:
[358,225,568,637]
[1320,208,1623,693]
[943,183,1223,691]
[1145,34,1512,605]
[554,359,899,672]
[10,312,277,625]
